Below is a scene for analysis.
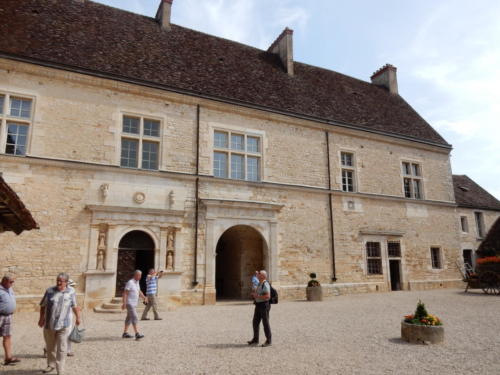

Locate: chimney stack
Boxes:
[370,64,398,95]
[156,0,173,31]
[267,28,294,76]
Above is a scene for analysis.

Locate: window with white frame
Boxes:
[0,93,34,156]
[120,115,161,170]
[402,161,423,199]
[474,212,485,238]
[430,247,442,269]
[213,130,261,181]
[341,151,356,192]
[460,216,469,233]
[366,242,382,274]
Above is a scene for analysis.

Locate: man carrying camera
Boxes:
[141,268,164,321]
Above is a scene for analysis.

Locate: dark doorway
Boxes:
[463,249,473,270]
[215,225,265,300]
[389,260,401,291]
[115,230,155,296]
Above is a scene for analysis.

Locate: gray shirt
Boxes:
[40,286,77,330]
[255,281,270,303]
[0,285,16,315]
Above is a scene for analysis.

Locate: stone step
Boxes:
[94,306,122,314]
[111,297,122,304]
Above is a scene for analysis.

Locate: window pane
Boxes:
[412,163,420,176]
[247,136,260,153]
[10,97,32,118]
[214,131,228,148]
[388,242,401,257]
[143,119,160,137]
[123,116,140,134]
[475,212,484,237]
[120,138,138,168]
[403,178,411,198]
[142,141,159,170]
[247,156,260,181]
[342,169,354,192]
[366,242,381,257]
[461,217,468,232]
[0,95,4,114]
[5,122,29,155]
[402,162,410,175]
[231,154,244,179]
[231,134,244,150]
[341,152,353,167]
[413,180,421,199]
[431,248,441,269]
[214,152,228,177]
[367,259,382,274]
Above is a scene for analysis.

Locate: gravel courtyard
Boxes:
[3,288,499,375]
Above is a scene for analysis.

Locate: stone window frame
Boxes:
[460,215,469,233]
[119,112,163,170]
[365,241,383,275]
[0,91,36,157]
[212,127,263,182]
[400,159,424,199]
[430,246,443,270]
[474,211,485,239]
[339,150,357,192]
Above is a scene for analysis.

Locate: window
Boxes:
[0,93,33,156]
[474,212,485,238]
[120,115,161,170]
[460,216,469,233]
[341,151,356,192]
[430,247,442,269]
[366,242,382,274]
[213,130,261,181]
[388,241,401,257]
[402,161,423,199]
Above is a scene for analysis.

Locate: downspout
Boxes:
[192,104,200,286]
[326,131,337,281]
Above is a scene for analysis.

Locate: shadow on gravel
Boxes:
[4,370,42,375]
[388,337,410,345]
[17,353,44,359]
[457,291,496,297]
[84,336,122,342]
[199,343,250,349]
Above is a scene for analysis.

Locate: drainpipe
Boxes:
[192,104,200,286]
[326,131,337,281]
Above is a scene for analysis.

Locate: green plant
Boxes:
[307,272,320,287]
[403,300,442,326]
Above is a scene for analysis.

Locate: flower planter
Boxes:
[401,321,444,344]
[306,286,323,301]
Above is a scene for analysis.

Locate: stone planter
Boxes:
[306,286,323,301]
[401,321,444,344]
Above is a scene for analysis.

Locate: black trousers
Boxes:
[252,302,271,342]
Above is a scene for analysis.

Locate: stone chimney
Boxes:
[267,28,294,76]
[156,0,173,31]
[370,64,398,95]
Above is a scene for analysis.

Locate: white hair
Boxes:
[134,270,142,275]
[259,270,267,278]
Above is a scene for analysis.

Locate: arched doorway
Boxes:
[115,230,155,296]
[215,225,266,300]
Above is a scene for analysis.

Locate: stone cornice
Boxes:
[85,204,185,217]
[201,198,284,212]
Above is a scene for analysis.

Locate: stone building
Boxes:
[0,0,499,311]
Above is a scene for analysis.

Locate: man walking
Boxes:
[141,268,164,321]
[122,270,146,340]
[251,271,259,292]
[248,270,272,347]
[0,274,20,366]
[39,273,81,375]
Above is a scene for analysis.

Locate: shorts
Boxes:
[0,314,12,336]
[125,304,138,325]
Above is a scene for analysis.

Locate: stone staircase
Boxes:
[94,297,175,313]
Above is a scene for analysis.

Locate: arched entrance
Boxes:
[215,225,266,300]
[115,230,155,296]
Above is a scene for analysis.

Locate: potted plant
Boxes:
[401,300,444,344]
[306,272,323,301]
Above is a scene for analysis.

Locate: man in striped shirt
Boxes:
[141,268,164,321]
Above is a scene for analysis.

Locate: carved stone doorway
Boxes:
[115,230,155,296]
[215,225,264,300]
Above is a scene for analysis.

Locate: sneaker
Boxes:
[42,366,55,374]
[247,339,258,346]
[122,332,133,338]
[67,352,75,357]
[135,333,144,340]
[261,341,272,347]
[154,317,163,320]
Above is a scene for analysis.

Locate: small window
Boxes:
[231,134,244,150]
[120,138,139,168]
[9,97,32,118]
[6,122,29,155]
[388,241,401,257]
[230,154,244,179]
[0,95,4,114]
[247,156,260,181]
[366,242,382,275]
[123,116,140,134]
[143,119,160,137]
[341,152,353,167]
[214,131,228,148]
[141,141,159,170]
[460,216,468,233]
[247,136,260,153]
[213,152,228,178]
[340,151,356,192]
[342,169,354,192]
[430,247,442,269]
[475,212,485,238]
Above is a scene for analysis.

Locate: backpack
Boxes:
[267,282,278,304]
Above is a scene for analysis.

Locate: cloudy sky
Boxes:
[96,0,500,199]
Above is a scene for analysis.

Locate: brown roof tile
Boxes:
[0,0,449,146]
[453,175,500,211]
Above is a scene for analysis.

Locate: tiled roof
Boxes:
[0,0,449,146]
[452,175,500,211]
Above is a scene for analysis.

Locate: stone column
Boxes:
[269,221,279,285]
[203,218,216,304]
[159,227,169,271]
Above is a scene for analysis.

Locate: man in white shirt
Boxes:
[121,270,147,340]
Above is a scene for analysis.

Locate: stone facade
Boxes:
[0,57,498,311]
